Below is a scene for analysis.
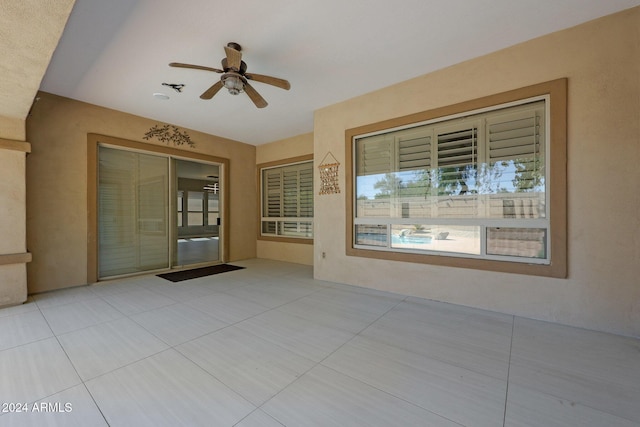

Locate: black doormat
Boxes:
[157,264,245,282]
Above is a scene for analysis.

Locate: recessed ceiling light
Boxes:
[153,92,170,100]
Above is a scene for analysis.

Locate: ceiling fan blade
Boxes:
[224,46,242,71]
[200,81,224,99]
[169,62,223,73]
[245,73,291,90]
[244,82,268,108]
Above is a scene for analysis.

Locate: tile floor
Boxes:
[0,259,638,426]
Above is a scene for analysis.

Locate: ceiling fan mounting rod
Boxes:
[227,42,241,51]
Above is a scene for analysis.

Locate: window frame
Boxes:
[345,79,567,278]
[257,154,314,244]
[186,190,205,227]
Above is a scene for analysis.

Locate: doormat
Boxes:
[157,264,245,282]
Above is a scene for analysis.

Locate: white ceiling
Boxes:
[39,0,640,145]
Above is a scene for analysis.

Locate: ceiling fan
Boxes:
[169,42,290,108]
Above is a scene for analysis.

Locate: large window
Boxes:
[259,156,313,242]
[346,79,567,277]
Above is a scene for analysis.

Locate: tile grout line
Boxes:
[34,280,195,425]
[170,275,332,350]
[36,301,112,426]
[0,304,78,414]
[4,266,327,425]
[253,296,414,419]
[231,408,285,427]
[311,295,467,427]
[148,276,335,415]
[502,315,516,427]
[42,291,180,339]
[34,269,319,405]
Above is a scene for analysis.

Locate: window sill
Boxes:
[258,235,313,245]
[346,245,565,277]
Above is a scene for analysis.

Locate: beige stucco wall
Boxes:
[0,0,74,305]
[256,133,314,265]
[0,117,25,141]
[0,130,28,306]
[0,149,27,255]
[314,7,640,336]
[26,92,257,293]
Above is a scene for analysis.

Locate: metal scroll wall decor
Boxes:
[318,151,340,195]
[143,124,195,148]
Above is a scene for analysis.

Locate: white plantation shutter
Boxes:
[283,168,299,217]
[283,167,301,235]
[432,126,479,218]
[357,136,392,176]
[435,126,478,199]
[487,102,543,171]
[398,134,431,171]
[397,133,433,218]
[262,161,313,237]
[437,127,477,168]
[488,116,539,160]
[486,102,545,218]
[299,165,313,217]
[263,168,282,234]
[265,169,282,217]
[358,131,432,175]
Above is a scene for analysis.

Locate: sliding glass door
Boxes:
[174,159,221,267]
[97,146,223,279]
[98,146,170,277]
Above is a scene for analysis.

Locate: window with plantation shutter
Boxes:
[353,97,552,266]
[260,159,313,240]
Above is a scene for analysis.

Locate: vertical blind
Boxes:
[98,146,169,277]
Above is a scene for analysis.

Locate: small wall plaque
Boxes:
[318,151,340,195]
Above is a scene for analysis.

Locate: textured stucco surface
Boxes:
[26,92,257,293]
[0,1,74,307]
[313,8,640,337]
[0,1,76,120]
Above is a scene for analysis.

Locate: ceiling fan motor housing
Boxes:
[221,58,248,74]
[221,73,245,95]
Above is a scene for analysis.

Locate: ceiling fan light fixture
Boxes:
[221,74,244,95]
